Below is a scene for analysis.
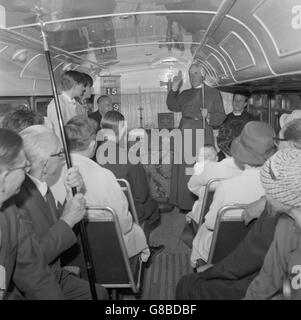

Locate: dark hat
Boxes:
[230,121,276,166]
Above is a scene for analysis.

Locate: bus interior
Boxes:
[0,0,301,300]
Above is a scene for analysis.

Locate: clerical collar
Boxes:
[193,84,204,89]
[233,110,243,116]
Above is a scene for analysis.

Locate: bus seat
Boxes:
[65,207,144,297]
[180,178,221,249]
[198,178,222,227]
[208,204,252,264]
[117,178,139,224]
[179,219,199,249]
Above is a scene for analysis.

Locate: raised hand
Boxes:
[171,70,183,91]
[201,108,208,118]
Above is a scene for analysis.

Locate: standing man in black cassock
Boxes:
[166,63,225,212]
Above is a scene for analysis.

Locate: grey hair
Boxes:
[19,125,60,167]
[283,118,301,148]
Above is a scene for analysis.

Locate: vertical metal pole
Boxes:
[138,86,143,128]
[39,22,98,300]
[267,92,272,127]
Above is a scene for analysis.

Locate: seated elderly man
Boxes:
[51,115,150,262]
[0,128,64,300]
[13,125,108,300]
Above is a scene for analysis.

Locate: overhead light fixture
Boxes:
[12,49,28,62]
[150,56,178,67]
[119,15,131,20]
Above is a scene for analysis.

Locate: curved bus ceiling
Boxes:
[0,0,301,96]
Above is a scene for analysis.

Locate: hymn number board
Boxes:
[100,75,121,111]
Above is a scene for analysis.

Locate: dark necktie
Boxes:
[45,188,58,223]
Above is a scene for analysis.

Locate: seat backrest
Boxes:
[208,204,251,264]
[117,178,139,224]
[180,179,222,248]
[198,178,222,227]
[179,219,199,249]
[66,207,142,293]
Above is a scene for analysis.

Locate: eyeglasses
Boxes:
[50,150,65,158]
[273,136,288,147]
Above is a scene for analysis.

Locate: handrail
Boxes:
[117,178,139,225]
[198,178,222,227]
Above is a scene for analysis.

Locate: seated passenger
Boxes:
[244,148,301,300]
[217,92,254,160]
[187,135,244,226]
[47,71,88,140]
[51,115,151,262]
[176,117,301,300]
[15,125,108,300]
[2,108,45,133]
[0,128,64,299]
[191,121,275,266]
[96,111,164,258]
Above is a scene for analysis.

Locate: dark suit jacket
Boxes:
[0,200,64,299]
[14,176,77,277]
[88,111,102,129]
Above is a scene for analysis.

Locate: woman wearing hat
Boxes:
[191,121,276,266]
[245,148,301,299]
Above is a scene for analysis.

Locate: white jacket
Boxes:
[191,167,265,266]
